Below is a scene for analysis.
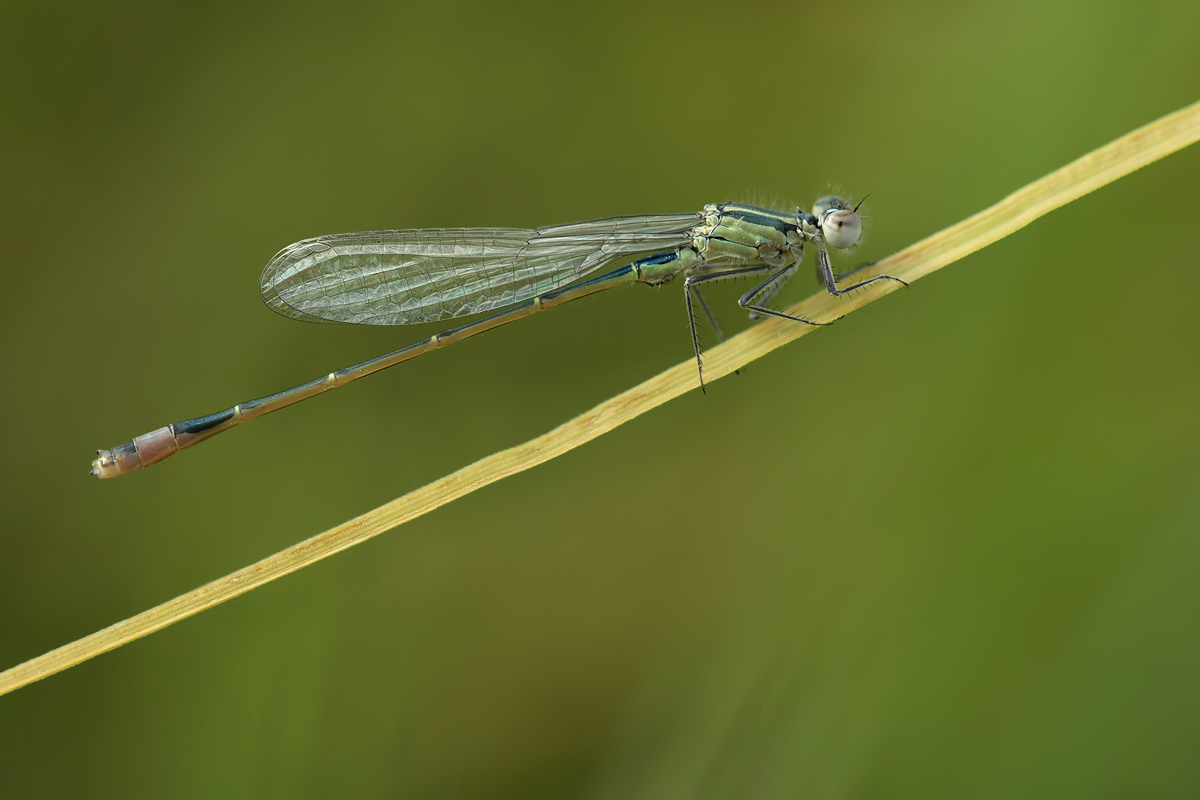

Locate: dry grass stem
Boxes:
[3,99,1198,698]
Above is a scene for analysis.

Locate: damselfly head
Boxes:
[812,195,862,249]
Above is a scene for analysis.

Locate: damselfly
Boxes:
[91,197,905,478]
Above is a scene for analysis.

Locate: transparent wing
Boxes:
[260,212,703,325]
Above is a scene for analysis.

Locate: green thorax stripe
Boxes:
[719,203,797,233]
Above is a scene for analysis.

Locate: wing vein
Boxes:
[260,213,702,326]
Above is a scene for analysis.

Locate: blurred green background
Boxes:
[3,1,1199,797]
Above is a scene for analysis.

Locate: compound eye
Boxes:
[812,195,847,219]
[821,208,862,248]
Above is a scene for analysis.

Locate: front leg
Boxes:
[816,243,908,296]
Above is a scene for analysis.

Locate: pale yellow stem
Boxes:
[3,100,1199,698]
